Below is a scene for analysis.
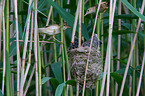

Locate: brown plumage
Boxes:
[85,1,109,16]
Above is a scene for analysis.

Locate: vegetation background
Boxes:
[0,0,145,96]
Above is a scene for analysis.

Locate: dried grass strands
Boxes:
[23,5,34,94]
[70,47,102,89]
[19,0,33,95]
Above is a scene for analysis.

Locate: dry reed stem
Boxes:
[0,1,3,62]
[116,0,121,95]
[71,1,79,43]
[13,0,21,95]
[46,0,54,26]
[82,0,102,95]
[106,0,116,96]
[2,0,6,94]
[100,0,116,95]
[5,40,54,43]
[136,51,145,96]
[24,64,36,96]
[119,0,145,95]
[23,8,34,91]
[79,0,82,47]
[34,0,39,96]
[40,0,54,51]
[19,0,32,95]
[76,80,80,96]
[10,0,14,94]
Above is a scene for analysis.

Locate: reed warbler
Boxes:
[38,23,70,42]
[84,1,109,16]
[38,23,70,35]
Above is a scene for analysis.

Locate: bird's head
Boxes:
[100,1,109,11]
[84,6,96,16]
[62,22,71,30]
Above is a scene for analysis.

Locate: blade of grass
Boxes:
[121,0,145,22]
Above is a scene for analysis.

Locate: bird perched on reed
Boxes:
[38,22,70,41]
[84,1,109,16]
[38,22,70,35]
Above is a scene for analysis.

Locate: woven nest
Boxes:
[69,46,102,89]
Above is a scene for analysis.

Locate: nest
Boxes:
[69,46,102,89]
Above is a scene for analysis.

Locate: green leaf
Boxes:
[0,90,3,96]
[46,0,89,40]
[9,21,23,56]
[38,0,49,10]
[121,0,145,22]
[103,14,138,19]
[41,77,59,89]
[110,72,129,96]
[110,73,122,88]
[55,80,76,96]
[115,68,132,76]
[66,80,77,86]
[112,30,135,35]
[101,30,135,36]
[121,23,131,30]
[50,62,63,83]
[41,77,52,85]
[55,82,65,96]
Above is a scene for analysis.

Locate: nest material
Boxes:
[69,46,102,89]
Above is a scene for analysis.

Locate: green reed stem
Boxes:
[6,0,12,95]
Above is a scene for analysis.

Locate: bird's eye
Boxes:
[87,9,89,12]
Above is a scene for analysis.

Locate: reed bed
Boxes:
[0,0,145,96]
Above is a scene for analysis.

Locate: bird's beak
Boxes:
[84,13,88,16]
[66,25,71,28]
[63,25,71,30]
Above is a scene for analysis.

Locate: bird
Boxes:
[69,34,102,50]
[38,22,70,42]
[69,36,84,50]
[84,1,109,16]
[38,22,70,36]
[82,34,102,49]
